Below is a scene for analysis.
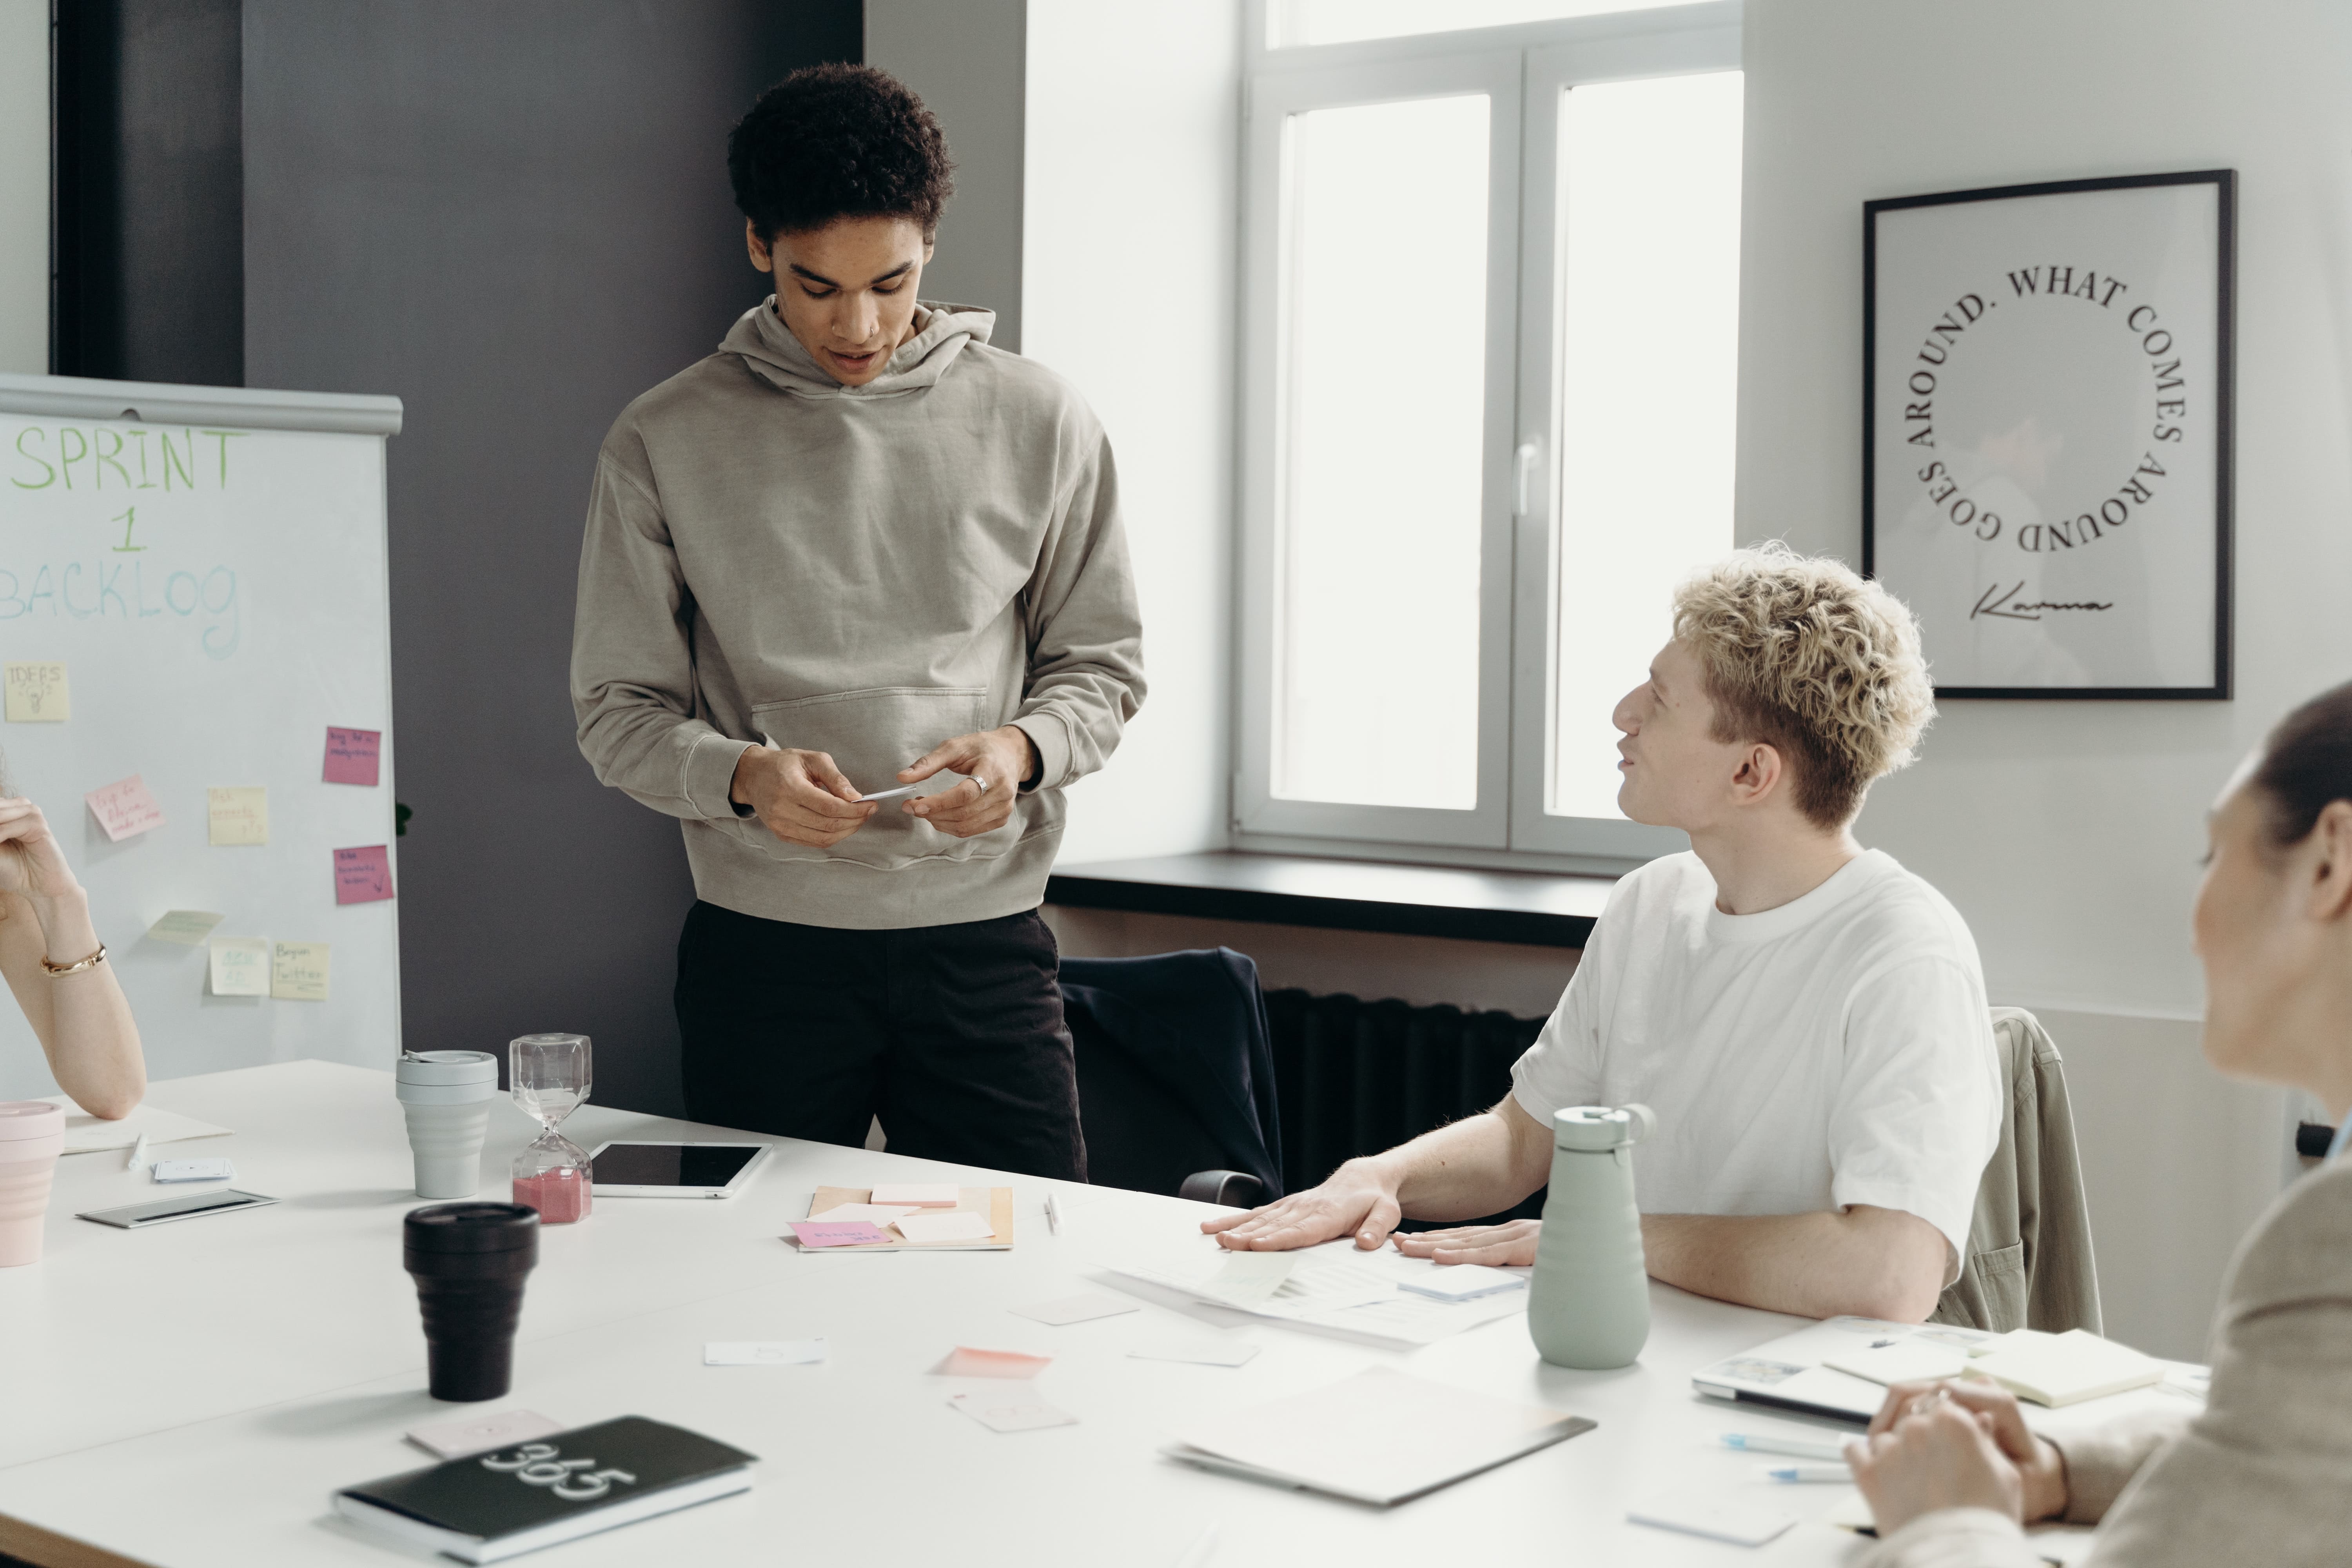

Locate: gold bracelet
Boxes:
[40,943,107,976]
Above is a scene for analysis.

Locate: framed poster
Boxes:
[1864,170,2235,698]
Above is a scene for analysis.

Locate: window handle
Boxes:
[1513,441,1543,517]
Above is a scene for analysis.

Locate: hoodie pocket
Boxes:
[715,686,1007,870]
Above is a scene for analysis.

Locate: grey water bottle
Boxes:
[1525,1103,1656,1369]
[396,1051,501,1200]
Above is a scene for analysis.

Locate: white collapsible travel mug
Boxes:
[396,1052,501,1200]
[0,1101,67,1267]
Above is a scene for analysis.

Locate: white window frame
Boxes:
[1233,1,1742,874]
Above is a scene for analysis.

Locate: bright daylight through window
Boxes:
[1273,95,1490,811]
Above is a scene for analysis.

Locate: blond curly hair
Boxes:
[1670,544,1935,828]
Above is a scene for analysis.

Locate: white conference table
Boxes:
[0,1061,1908,1567]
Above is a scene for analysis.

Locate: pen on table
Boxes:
[1720,1432,1849,1461]
[1045,1189,1064,1236]
[125,1132,149,1173]
[1760,1463,1854,1484]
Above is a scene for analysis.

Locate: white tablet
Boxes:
[586,1141,771,1199]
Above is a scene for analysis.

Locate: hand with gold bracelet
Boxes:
[0,793,147,1119]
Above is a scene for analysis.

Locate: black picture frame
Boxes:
[1862,169,2236,700]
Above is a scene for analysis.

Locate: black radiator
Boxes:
[1264,990,1549,1225]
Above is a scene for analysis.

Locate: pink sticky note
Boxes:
[333,844,394,905]
[943,1346,1053,1379]
[790,1220,894,1248]
[323,727,382,786]
[84,775,165,842]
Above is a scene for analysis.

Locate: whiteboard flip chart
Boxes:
[0,372,403,1096]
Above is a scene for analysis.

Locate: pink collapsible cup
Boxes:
[0,1102,67,1267]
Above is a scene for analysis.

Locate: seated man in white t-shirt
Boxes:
[1203,546,2000,1321]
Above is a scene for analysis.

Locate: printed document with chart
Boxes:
[1093,1237,1530,1348]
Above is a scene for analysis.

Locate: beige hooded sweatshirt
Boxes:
[570,299,1144,929]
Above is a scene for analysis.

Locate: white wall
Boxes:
[0,0,47,373]
[1022,0,1241,865]
[1740,0,2352,1353]
[866,0,1028,350]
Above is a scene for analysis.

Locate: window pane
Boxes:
[1550,71,1741,820]
[1272,0,1702,48]
[1274,94,1488,809]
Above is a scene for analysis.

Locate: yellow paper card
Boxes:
[3,662,68,722]
[207,787,269,846]
[271,941,330,1002]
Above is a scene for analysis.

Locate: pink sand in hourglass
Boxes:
[513,1167,591,1224]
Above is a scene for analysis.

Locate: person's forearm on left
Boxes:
[1641,1205,1947,1321]
[21,885,145,1119]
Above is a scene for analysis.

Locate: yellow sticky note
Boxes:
[207,786,269,846]
[271,941,330,1002]
[3,662,69,722]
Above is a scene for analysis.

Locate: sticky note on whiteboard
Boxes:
[333,845,394,904]
[85,775,165,841]
[207,937,270,996]
[3,662,68,722]
[207,787,268,846]
[271,941,330,1001]
[147,910,226,946]
[323,727,381,786]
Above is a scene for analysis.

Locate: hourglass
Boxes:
[509,1033,593,1223]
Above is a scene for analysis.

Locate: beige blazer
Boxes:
[1865,1158,2352,1567]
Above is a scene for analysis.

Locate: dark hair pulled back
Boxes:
[2253,680,2352,848]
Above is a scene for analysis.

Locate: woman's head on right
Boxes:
[2194,681,2352,1115]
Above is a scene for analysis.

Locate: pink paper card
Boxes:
[333,844,394,904]
[84,775,164,842]
[323,727,382,786]
[943,1346,1053,1379]
[789,1220,895,1248]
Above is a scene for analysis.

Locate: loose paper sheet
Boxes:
[1129,1336,1261,1368]
[323,726,382,786]
[44,1097,232,1155]
[407,1410,565,1460]
[145,910,226,946]
[206,787,268,846]
[85,775,164,841]
[893,1210,995,1245]
[3,661,68,722]
[805,1203,917,1225]
[868,1183,958,1207]
[208,936,270,996]
[949,1392,1077,1433]
[1008,1293,1140,1327]
[270,940,330,1001]
[333,844,394,904]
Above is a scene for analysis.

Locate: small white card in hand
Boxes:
[894,1210,995,1244]
[868,1183,958,1208]
[1396,1263,1526,1301]
[855,780,929,803]
[949,1392,1078,1434]
[150,1157,234,1183]
[1128,1336,1261,1368]
[407,1409,564,1460]
[1628,1492,1795,1547]
[1009,1292,1139,1327]
[806,1203,916,1225]
[705,1339,828,1366]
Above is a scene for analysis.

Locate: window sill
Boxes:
[1044,851,1612,949]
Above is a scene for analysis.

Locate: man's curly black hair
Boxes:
[728,64,955,243]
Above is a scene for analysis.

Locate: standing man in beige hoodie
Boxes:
[570,65,1143,1181]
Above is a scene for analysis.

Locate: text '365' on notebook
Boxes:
[1163,1367,1593,1506]
[333,1416,755,1564]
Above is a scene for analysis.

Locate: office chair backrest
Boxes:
[1933,1006,2103,1335]
[1061,947,1283,1204]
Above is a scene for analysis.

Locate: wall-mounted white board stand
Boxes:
[0,373,403,1098]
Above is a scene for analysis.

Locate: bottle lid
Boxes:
[1553,1103,1656,1151]
[404,1201,541,1252]
[395,1051,499,1087]
[0,1101,66,1142]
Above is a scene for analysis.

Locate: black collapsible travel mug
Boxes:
[403,1202,540,1401]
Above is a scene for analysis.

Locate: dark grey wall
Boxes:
[53,0,245,383]
[242,0,860,1113]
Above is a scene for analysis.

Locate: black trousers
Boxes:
[673,902,1087,1182]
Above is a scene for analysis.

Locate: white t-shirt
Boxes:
[1510,848,2000,1270]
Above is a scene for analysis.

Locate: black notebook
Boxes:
[334,1416,757,1563]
